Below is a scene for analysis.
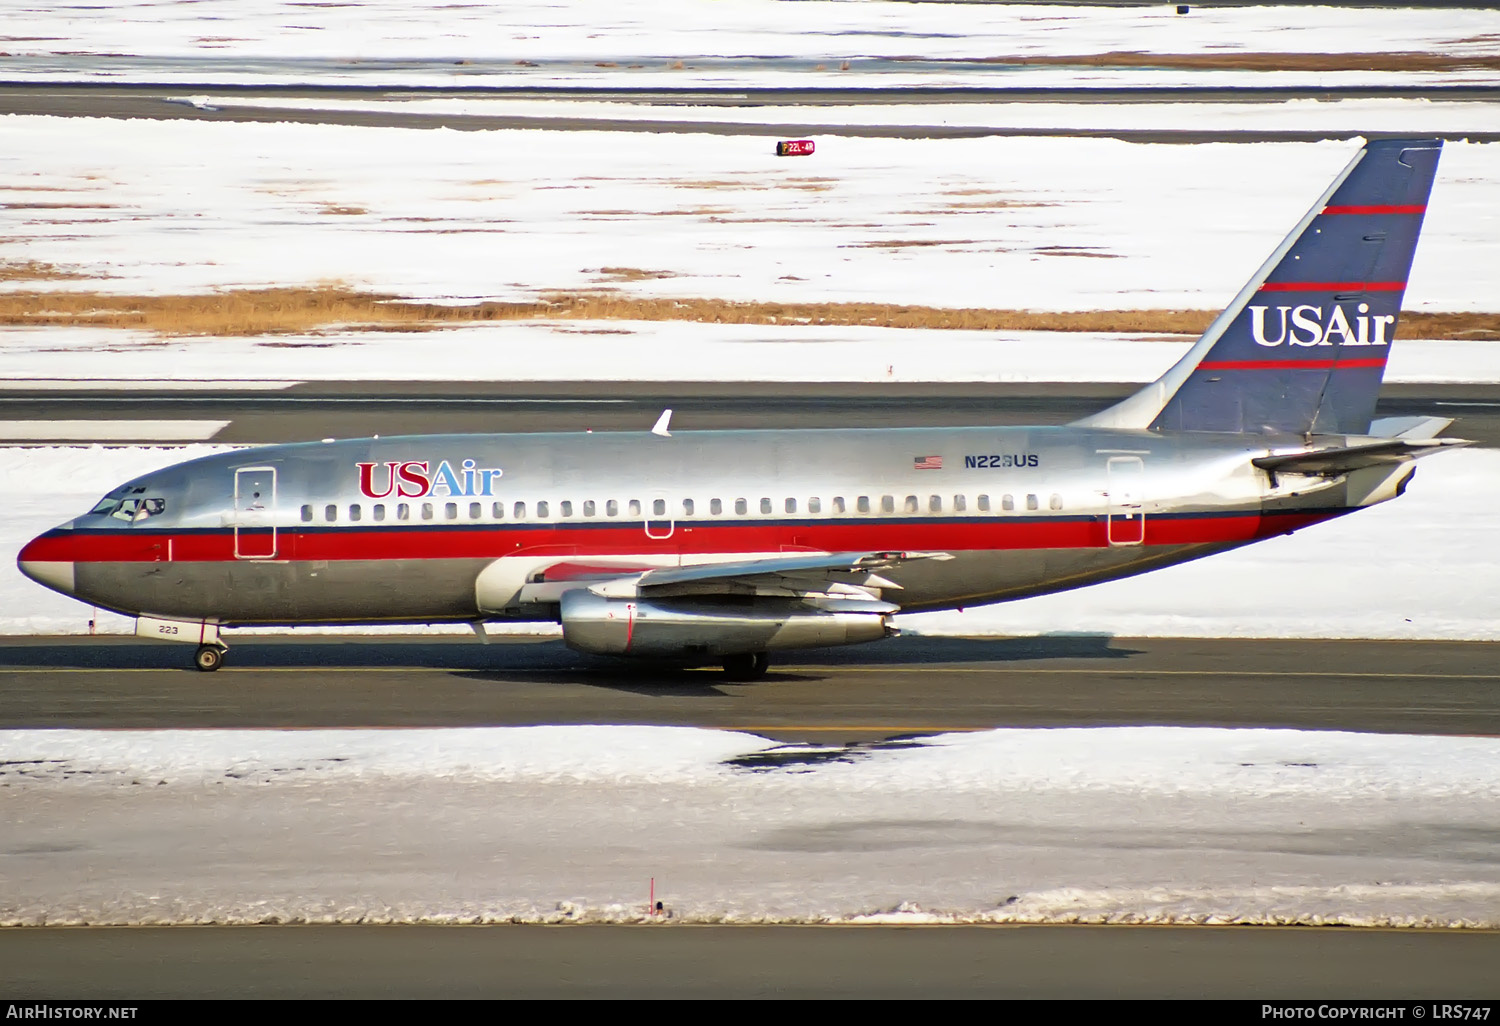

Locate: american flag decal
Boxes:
[913,455,943,470]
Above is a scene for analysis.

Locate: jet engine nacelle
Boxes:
[559,589,895,659]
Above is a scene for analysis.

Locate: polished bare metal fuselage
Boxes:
[44,423,1391,628]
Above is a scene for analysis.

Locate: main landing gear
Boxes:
[722,652,769,681]
[194,644,226,672]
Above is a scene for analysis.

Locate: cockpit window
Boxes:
[91,496,166,522]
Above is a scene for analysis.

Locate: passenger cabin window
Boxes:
[300,504,313,523]
[492,502,505,519]
[857,496,870,514]
[785,498,796,514]
[470,502,482,519]
[1002,494,1015,512]
[977,495,990,513]
[536,501,549,518]
[682,498,694,516]
[514,502,526,520]
[422,503,435,521]
[760,498,772,515]
[929,495,942,513]
[735,498,748,515]
[397,503,410,521]
[628,499,641,517]
[904,495,918,514]
[808,497,821,514]
[349,504,362,522]
[606,499,618,517]
[832,497,845,514]
[1050,494,1064,511]
[710,498,722,515]
[882,496,895,514]
[653,499,666,517]
[442,502,455,520]
[1026,494,1039,511]
[953,494,967,512]
[325,504,338,522]
[559,501,572,518]
[583,500,595,517]
[374,504,386,522]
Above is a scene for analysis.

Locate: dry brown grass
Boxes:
[952,51,1500,72]
[591,267,678,282]
[1034,246,1121,259]
[0,260,91,281]
[848,239,982,249]
[943,199,1050,210]
[1,202,118,210]
[0,285,1494,340]
[674,179,764,191]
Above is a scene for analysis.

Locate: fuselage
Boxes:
[18,423,1387,628]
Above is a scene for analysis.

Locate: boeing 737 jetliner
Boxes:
[19,138,1464,676]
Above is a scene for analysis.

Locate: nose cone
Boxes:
[18,533,76,597]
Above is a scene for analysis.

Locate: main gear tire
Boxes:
[722,652,769,681]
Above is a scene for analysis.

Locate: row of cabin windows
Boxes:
[299,493,1066,524]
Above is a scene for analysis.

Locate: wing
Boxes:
[517,550,951,608]
[624,550,952,605]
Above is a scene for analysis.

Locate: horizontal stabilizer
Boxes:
[1253,436,1469,476]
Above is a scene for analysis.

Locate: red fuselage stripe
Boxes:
[23,511,1343,565]
[1196,358,1388,371]
[1321,204,1426,215]
[1256,281,1405,293]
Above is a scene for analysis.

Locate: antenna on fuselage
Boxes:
[651,409,673,437]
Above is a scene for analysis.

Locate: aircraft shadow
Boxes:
[0,632,1140,674]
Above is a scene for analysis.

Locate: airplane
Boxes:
[18,137,1465,677]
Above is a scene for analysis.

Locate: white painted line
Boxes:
[0,420,231,441]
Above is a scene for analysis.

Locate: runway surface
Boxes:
[4,924,1499,999]
[4,381,1498,445]
[4,82,1499,143]
[3,635,1496,740]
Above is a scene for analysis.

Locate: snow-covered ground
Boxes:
[3,724,1497,927]
[6,444,1498,641]
[8,324,1500,388]
[1,120,1494,313]
[8,1,1500,88]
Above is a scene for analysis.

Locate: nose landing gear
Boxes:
[194,644,226,672]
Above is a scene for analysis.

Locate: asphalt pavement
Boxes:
[5,923,1499,999]
[2,381,1497,445]
[3,635,1495,740]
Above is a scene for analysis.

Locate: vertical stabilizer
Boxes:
[1077,138,1441,435]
